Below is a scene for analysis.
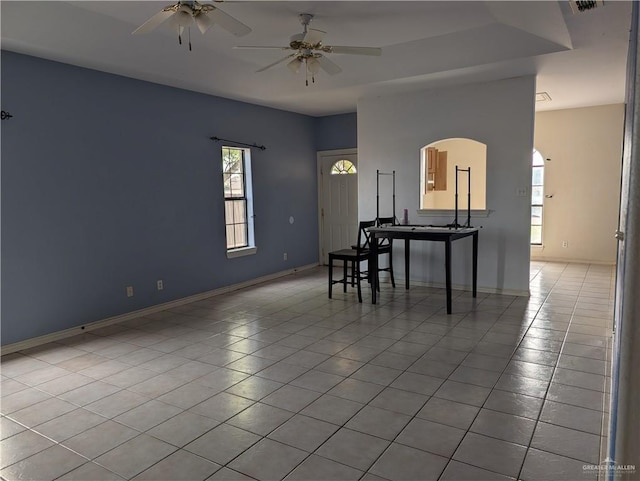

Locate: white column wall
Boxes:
[357,76,536,294]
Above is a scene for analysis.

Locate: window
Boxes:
[222,146,255,255]
[531,149,545,245]
[330,159,357,175]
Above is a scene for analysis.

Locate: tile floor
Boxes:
[1,261,614,480]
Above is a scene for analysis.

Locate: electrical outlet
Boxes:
[157,280,164,291]
[283,252,288,261]
[126,286,134,297]
[562,240,569,248]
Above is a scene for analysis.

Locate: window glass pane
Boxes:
[234,224,247,247]
[223,173,232,197]
[230,155,243,173]
[226,225,236,249]
[225,200,234,221]
[532,150,545,166]
[531,206,543,225]
[225,200,245,223]
[228,173,244,198]
[532,166,544,186]
[531,149,544,245]
[532,186,544,205]
[531,225,542,244]
[233,200,246,223]
[330,159,357,175]
[223,148,243,173]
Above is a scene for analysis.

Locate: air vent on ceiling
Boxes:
[536,92,552,102]
[569,0,604,14]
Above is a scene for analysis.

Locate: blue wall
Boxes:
[315,113,357,151]
[1,51,326,345]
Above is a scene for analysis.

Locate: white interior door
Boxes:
[319,151,358,265]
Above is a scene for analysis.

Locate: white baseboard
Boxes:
[396,277,530,297]
[1,263,319,355]
[530,255,616,266]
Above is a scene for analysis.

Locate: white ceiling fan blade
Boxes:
[206,7,252,37]
[195,13,214,34]
[287,58,303,74]
[303,28,325,45]
[132,8,175,35]
[326,46,382,56]
[316,55,342,75]
[256,54,296,73]
[234,46,292,51]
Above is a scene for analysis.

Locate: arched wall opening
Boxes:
[420,138,487,210]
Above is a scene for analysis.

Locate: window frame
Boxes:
[222,146,256,257]
[531,149,545,246]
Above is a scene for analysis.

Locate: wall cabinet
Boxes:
[426,147,447,191]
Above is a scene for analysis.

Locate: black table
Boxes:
[369,225,479,313]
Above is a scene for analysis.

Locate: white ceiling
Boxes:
[1,1,632,116]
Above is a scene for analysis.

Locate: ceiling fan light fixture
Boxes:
[287,58,302,74]
[195,13,213,34]
[307,57,321,75]
[169,10,194,28]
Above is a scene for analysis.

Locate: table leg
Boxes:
[328,255,333,298]
[445,239,452,314]
[343,260,348,293]
[371,235,378,304]
[472,231,478,298]
[405,239,410,290]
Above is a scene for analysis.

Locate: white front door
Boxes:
[318,150,358,265]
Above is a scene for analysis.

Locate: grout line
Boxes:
[0,263,616,480]
[516,263,613,480]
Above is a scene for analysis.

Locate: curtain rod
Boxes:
[210,136,266,151]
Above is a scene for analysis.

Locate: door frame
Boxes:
[317,148,358,264]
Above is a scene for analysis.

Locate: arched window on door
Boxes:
[531,149,545,245]
[331,159,357,175]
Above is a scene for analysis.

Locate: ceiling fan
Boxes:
[133,1,251,51]
[235,14,382,85]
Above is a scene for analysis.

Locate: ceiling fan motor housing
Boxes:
[289,33,305,48]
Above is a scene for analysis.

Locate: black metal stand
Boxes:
[450,166,472,229]
[376,169,396,224]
